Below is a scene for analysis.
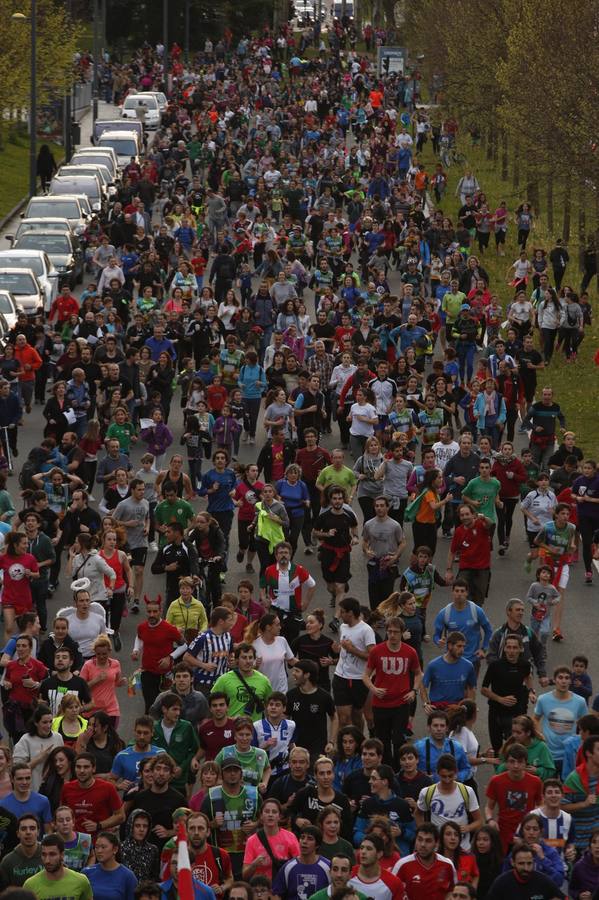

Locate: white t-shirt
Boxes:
[335,620,376,680]
[253,636,295,692]
[416,783,479,849]
[450,725,479,775]
[432,440,460,470]
[63,611,106,659]
[349,402,377,437]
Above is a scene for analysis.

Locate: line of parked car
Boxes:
[0,91,163,337]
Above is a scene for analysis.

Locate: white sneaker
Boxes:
[87,493,96,502]
[149,541,158,552]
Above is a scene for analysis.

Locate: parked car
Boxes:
[49,174,104,213]
[23,196,89,235]
[0,268,45,319]
[71,147,119,179]
[0,291,18,331]
[11,231,83,290]
[58,163,116,199]
[93,118,144,146]
[6,217,76,245]
[97,130,142,167]
[121,93,160,129]
[0,250,58,310]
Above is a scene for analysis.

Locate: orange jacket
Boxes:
[14,344,42,381]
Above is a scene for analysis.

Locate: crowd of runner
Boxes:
[0,15,598,900]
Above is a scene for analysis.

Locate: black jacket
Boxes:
[257,438,296,483]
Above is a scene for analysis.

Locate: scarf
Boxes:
[483,390,497,417]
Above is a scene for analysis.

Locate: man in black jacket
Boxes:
[151,522,200,604]
[256,426,296,482]
[209,249,236,302]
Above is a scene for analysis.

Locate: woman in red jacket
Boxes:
[492,440,528,555]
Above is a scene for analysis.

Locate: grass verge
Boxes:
[0,136,63,221]
[419,137,599,447]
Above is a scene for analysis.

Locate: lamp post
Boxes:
[12,2,37,198]
[163,0,169,95]
[184,0,190,66]
[92,0,99,122]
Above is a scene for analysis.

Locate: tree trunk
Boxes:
[486,126,493,161]
[579,179,586,245]
[546,172,554,235]
[512,144,520,190]
[501,130,508,181]
[562,175,571,243]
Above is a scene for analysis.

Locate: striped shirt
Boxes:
[187,628,232,687]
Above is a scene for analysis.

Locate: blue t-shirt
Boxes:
[82,863,137,900]
[111,745,161,782]
[2,791,52,827]
[534,691,587,760]
[433,602,493,663]
[423,656,477,704]
[198,468,236,512]
[275,478,309,518]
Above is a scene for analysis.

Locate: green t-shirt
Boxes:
[316,464,357,494]
[155,498,195,546]
[215,744,269,786]
[105,421,136,453]
[442,291,467,323]
[312,888,367,900]
[211,669,273,720]
[24,868,92,900]
[153,718,200,790]
[319,836,355,863]
[462,475,502,522]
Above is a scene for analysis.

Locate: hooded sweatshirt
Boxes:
[120,809,160,881]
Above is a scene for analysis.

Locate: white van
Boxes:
[97,130,142,168]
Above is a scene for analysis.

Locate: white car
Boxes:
[0,250,58,310]
[137,90,167,113]
[0,291,18,330]
[0,268,45,319]
[121,93,160,129]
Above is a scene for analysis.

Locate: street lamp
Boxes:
[11,2,37,198]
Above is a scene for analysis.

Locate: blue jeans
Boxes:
[457,341,476,384]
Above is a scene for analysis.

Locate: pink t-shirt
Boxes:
[80,658,122,717]
[243,828,300,878]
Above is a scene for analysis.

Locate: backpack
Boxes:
[421,780,472,817]
[443,600,480,628]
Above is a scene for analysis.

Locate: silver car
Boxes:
[11,231,83,290]
[0,251,58,310]
[0,268,45,319]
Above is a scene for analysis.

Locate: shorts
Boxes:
[130,547,148,567]
[319,547,351,585]
[332,674,369,709]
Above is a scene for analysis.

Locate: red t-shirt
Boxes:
[393,853,456,900]
[60,777,122,833]
[349,866,405,900]
[485,771,543,851]
[233,479,265,522]
[160,842,232,884]
[228,612,248,645]
[5,657,48,706]
[198,717,236,760]
[450,519,492,570]
[137,619,182,674]
[295,446,332,483]
[366,642,420,708]
[271,442,286,481]
[0,552,39,611]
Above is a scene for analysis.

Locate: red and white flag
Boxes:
[177,820,194,900]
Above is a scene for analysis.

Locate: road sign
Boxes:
[377,45,407,76]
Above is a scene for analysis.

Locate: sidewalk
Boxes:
[0,99,120,243]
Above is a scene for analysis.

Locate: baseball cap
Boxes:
[220,758,243,771]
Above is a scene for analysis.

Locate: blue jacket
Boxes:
[160,878,216,900]
[238,362,267,400]
[413,736,472,783]
[473,392,507,428]
[0,392,22,427]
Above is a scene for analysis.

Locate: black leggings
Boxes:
[497,497,519,545]
[106,590,126,633]
[373,704,411,767]
[358,495,376,523]
[412,521,438,557]
[579,515,597,573]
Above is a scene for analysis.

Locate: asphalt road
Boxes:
[1,101,595,792]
